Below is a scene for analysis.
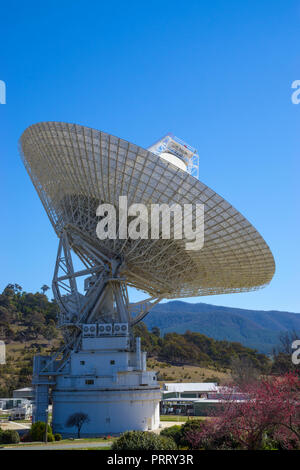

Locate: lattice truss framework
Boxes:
[20,122,275,300]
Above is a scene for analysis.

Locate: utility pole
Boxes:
[44,407,49,443]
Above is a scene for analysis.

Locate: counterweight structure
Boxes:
[20,122,275,436]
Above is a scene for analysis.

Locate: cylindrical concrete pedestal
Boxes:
[52,386,160,436]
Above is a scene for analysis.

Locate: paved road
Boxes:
[0,421,30,431]
[1,441,112,450]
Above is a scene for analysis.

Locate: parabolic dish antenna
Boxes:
[19,122,275,434]
[20,121,275,301]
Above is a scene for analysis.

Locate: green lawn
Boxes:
[0,437,115,448]
[160,415,207,422]
[70,446,112,450]
[50,437,115,444]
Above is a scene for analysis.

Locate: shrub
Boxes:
[30,421,54,442]
[264,430,300,450]
[47,432,55,442]
[204,429,240,450]
[20,432,32,442]
[0,429,20,444]
[261,437,280,450]
[54,433,62,441]
[185,419,240,450]
[112,431,177,450]
[160,425,182,446]
[180,419,205,447]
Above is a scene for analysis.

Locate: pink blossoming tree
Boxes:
[186,373,300,450]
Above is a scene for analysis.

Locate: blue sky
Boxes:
[0,1,299,312]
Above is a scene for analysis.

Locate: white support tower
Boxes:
[31,229,161,435]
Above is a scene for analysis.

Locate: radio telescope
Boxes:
[20,122,275,436]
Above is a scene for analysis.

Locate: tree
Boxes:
[151,326,160,337]
[185,418,240,450]
[0,307,10,324]
[186,373,300,450]
[43,321,58,340]
[3,284,22,296]
[230,356,259,387]
[14,284,23,294]
[66,412,90,438]
[41,285,50,295]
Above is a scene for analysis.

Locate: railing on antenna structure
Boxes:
[147,134,200,180]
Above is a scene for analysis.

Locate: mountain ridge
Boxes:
[144,301,300,354]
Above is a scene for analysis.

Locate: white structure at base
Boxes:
[163,382,218,395]
[33,332,160,436]
[10,402,32,420]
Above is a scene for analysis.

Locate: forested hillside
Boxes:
[0,284,59,342]
[0,284,61,396]
[0,284,297,397]
[133,323,269,371]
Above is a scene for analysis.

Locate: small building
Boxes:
[160,383,245,416]
[161,383,219,416]
[0,398,31,411]
[10,403,32,420]
[162,382,218,399]
[13,387,34,401]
